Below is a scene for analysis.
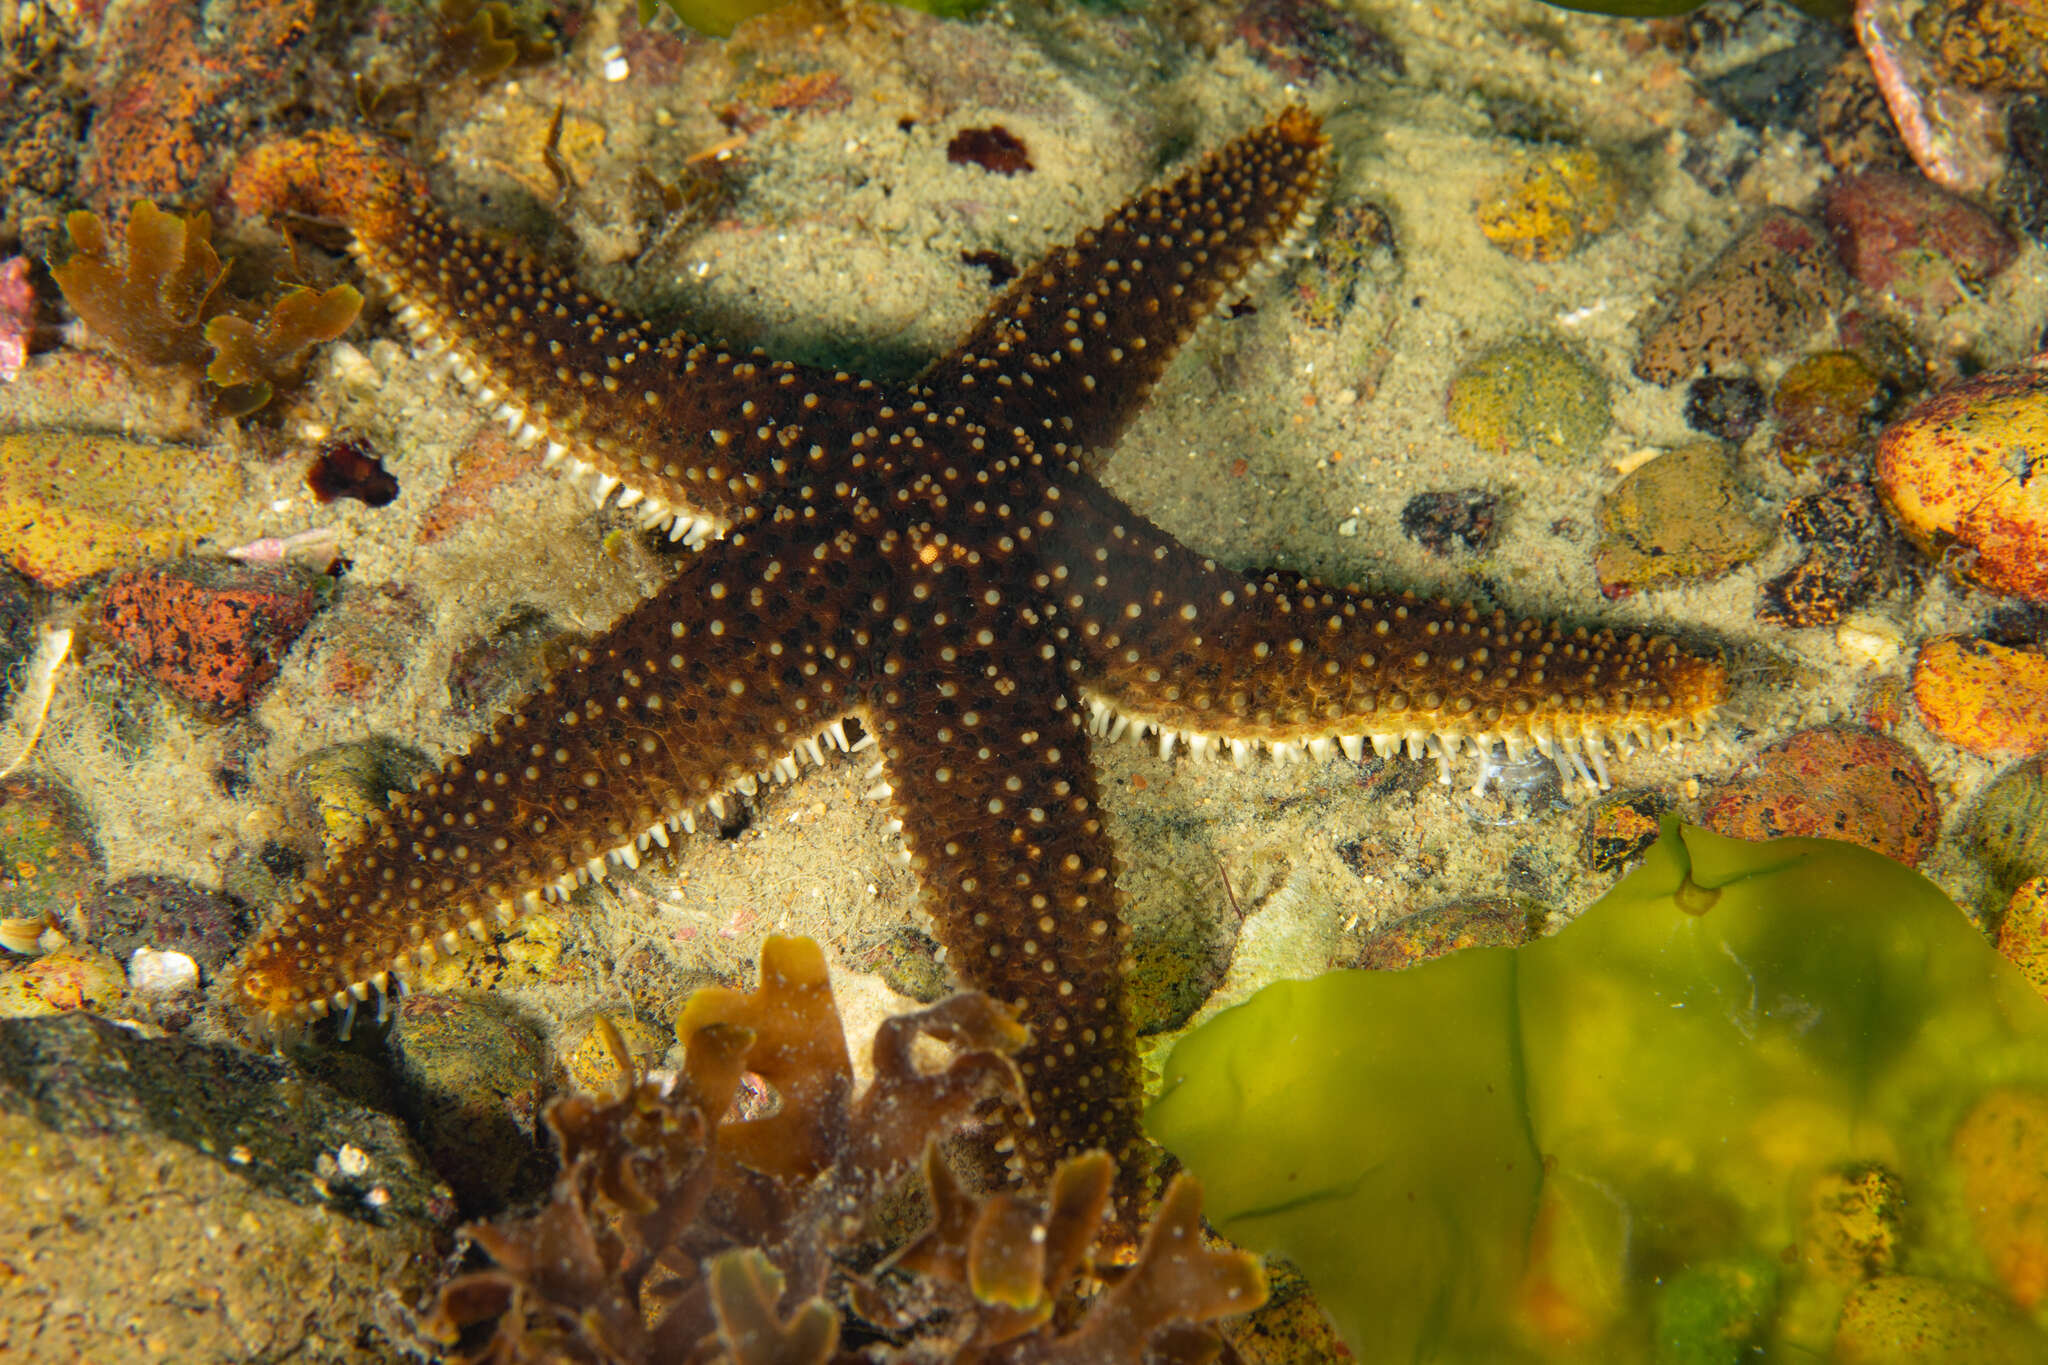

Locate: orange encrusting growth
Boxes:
[229,111,1727,1203]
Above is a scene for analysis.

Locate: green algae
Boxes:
[1146,821,2048,1363]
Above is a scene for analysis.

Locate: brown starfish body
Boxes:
[230,111,1727,1190]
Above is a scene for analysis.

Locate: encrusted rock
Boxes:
[0,432,242,590]
[1824,170,2018,314]
[1633,211,1846,386]
[1594,443,1772,598]
[0,1011,450,1361]
[99,559,326,715]
[1911,636,2048,759]
[1703,725,1940,867]
[1876,360,2048,602]
[1447,334,1610,464]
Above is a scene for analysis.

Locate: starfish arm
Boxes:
[1040,487,1729,783]
[865,604,1144,1193]
[242,133,864,545]
[231,523,871,1023]
[927,107,1331,456]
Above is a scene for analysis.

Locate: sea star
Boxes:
[230,110,1727,1191]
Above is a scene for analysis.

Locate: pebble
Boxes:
[1683,374,1767,443]
[1951,1088,2048,1309]
[387,992,560,1214]
[1876,360,2048,602]
[1702,725,1940,867]
[1633,211,1845,386]
[1594,443,1772,599]
[83,873,252,972]
[1578,789,1674,873]
[0,776,103,932]
[1473,146,1626,263]
[0,945,125,1017]
[1446,335,1610,464]
[1995,876,2048,999]
[1352,897,1533,971]
[1399,488,1499,556]
[1824,170,2018,313]
[1757,482,1894,629]
[99,560,326,716]
[1833,1275,2047,1362]
[0,432,243,590]
[1974,757,2048,888]
[1911,637,2048,759]
[1771,351,1889,470]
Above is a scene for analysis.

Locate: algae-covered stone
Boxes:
[1835,1275,2048,1362]
[1951,1087,2048,1309]
[1650,1256,1778,1365]
[0,431,242,589]
[1877,361,2048,602]
[1594,443,1771,597]
[1447,335,1610,463]
[1973,757,2048,889]
[1475,146,1626,263]
[1911,637,2048,760]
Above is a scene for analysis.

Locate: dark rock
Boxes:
[1634,210,1846,386]
[1684,374,1767,442]
[1758,483,1897,628]
[98,558,327,715]
[0,1012,450,1362]
[83,873,253,972]
[1580,788,1675,873]
[1400,488,1500,556]
[945,125,1031,176]
[1824,170,2019,314]
[386,992,560,1216]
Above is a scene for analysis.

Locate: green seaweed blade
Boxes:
[1146,823,2048,1363]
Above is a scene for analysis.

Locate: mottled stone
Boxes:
[1703,725,1940,867]
[1912,637,2048,759]
[1824,170,2018,314]
[1771,351,1889,470]
[1975,757,2048,889]
[1758,482,1895,629]
[1594,443,1772,599]
[1683,374,1766,443]
[0,1012,449,1363]
[1877,361,2048,602]
[1579,788,1675,873]
[0,432,242,590]
[99,560,326,715]
[1834,1276,2048,1363]
[1399,488,1499,556]
[1447,335,1610,464]
[83,873,253,973]
[1474,146,1626,263]
[0,776,102,932]
[1633,211,1845,386]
